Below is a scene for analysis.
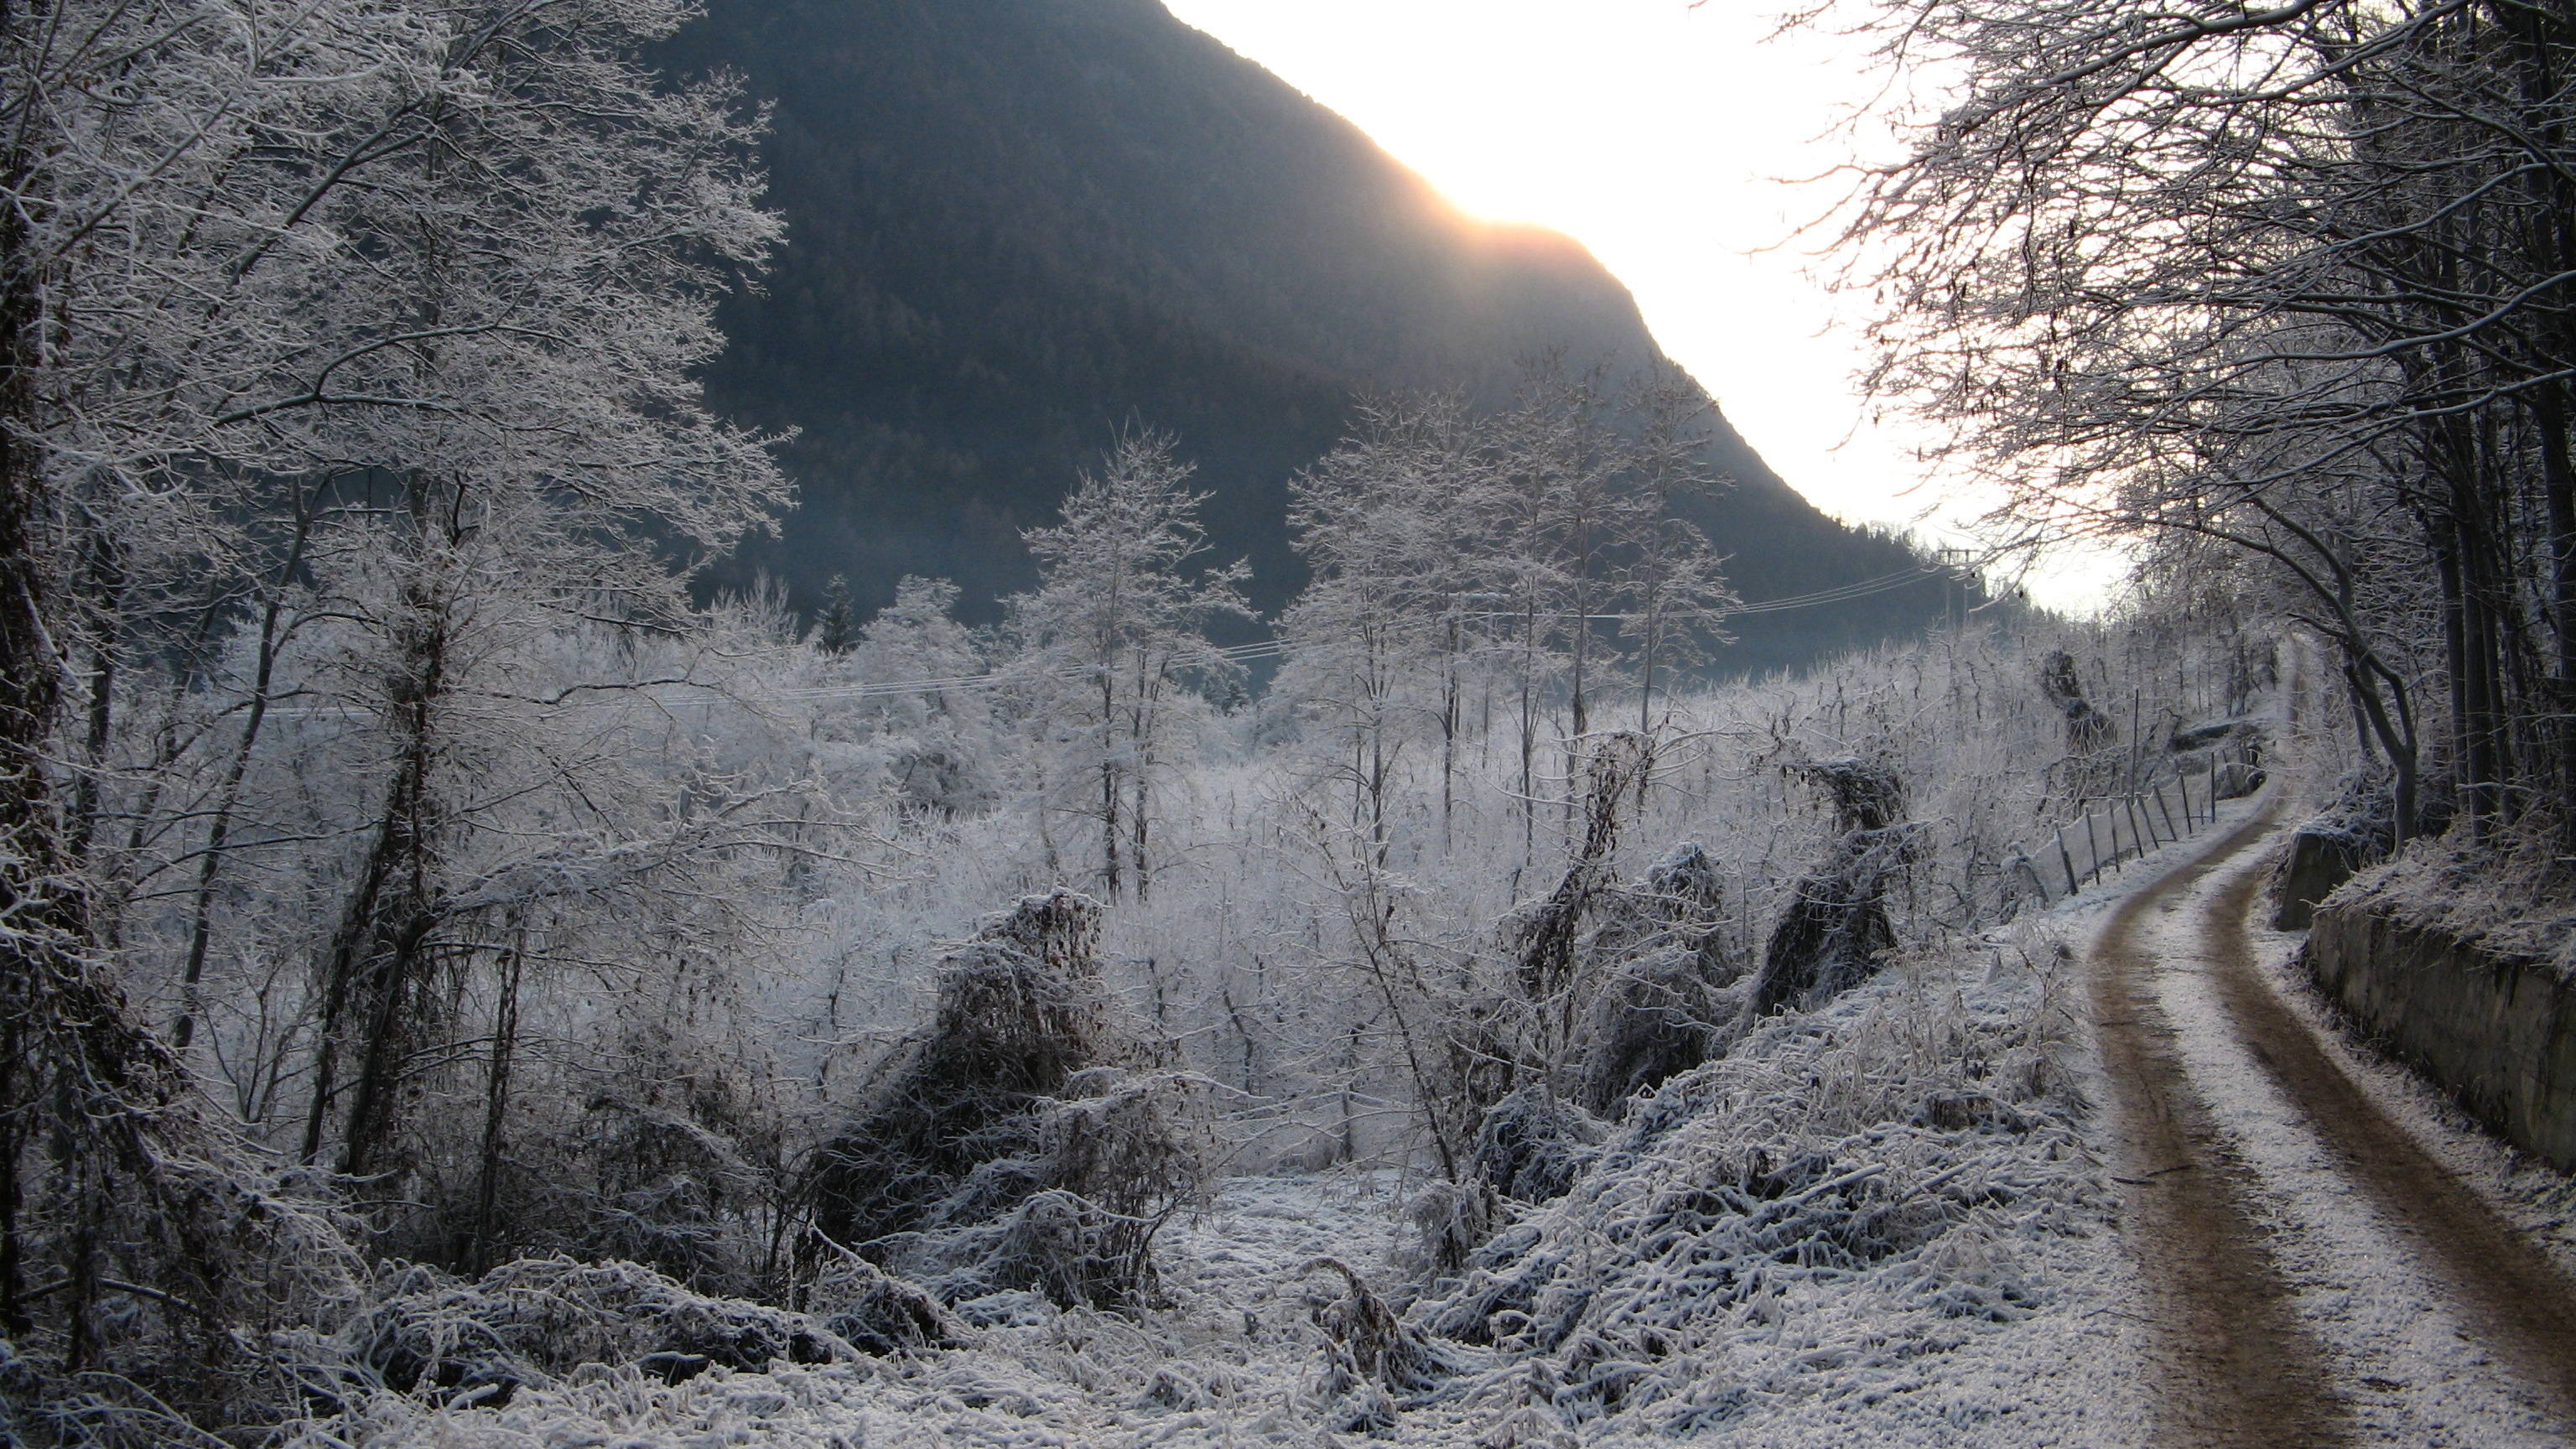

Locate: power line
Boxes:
[1722,564,1954,615]
[1450,564,1953,622]
[775,565,1957,705]
[265,564,1961,716]
[767,638,1285,704]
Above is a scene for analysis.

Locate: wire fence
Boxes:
[2007,737,2264,904]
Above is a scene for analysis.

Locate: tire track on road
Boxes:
[2096,787,2576,1445]
[2186,818,2576,1425]
[2093,792,2351,1449]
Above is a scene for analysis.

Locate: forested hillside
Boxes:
[654,0,1953,670]
[11,3,2576,1446]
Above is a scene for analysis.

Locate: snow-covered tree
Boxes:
[853,576,994,818]
[1006,431,1251,901]
[816,575,860,655]
[1826,0,2576,845]
[0,0,441,1384]
[260,0,783,1187]
[0,0,787,1387]
[1280,392,1486,856]
[1616,368,1738,740]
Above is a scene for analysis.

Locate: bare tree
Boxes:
[1826,0,2576,844]
[1007,431,1251,901]
[1617,368,1739,744]
[1280,392,1486,860]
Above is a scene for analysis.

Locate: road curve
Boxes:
[2091,790,2576,1447]
[2092,792,2350,1448]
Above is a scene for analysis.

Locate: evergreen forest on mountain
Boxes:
[652,0,1959,672]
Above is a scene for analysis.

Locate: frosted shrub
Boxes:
[1569,841,1746,1113]
[1472,1087,1608,1205]
[1744,757,1923,1019]
[806,890,1208,1308]
[330,1257,849,1407]
[1411,927,2098,1434]
[799,1247,963,1355]
[1305,1257,1466,1429]
[808,891,1123,1246]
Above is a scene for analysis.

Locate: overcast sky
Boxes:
[1157,2,2045,594]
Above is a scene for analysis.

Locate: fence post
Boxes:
[2085,810,2104,885]
[2153,784,2179,841]
[2055,823,2080,897]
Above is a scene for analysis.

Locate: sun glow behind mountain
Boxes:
[1159,0,2087,606]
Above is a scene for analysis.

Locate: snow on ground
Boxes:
[303,884,2167,1448]
[2132,860,2568,1443]
[301,1176,1404,1449]
[1368,932,2152,1449]
[298,784,2572,1449]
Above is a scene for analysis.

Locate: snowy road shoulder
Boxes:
[2099,789,2576,1446]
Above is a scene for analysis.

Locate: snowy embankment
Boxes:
[2126,839,2573,1447]
[1382,922,2146,1447]
[294,861,2211,1449]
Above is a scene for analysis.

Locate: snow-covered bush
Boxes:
[1743,756,1924,1021]
[1306,1256,1467,1428]
[807,890,1208,1308]
[330,1257,850,1407]
[1412,922,2099,1436]
[1472,1087,1607,1204]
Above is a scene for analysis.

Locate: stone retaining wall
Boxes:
[2308,901,2576,1172]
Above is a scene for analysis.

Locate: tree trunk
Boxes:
[1131,764,1151,905]
[336,906,435,1181]
[0,157,186,1361]
[1099,673,1120,900]
[174,501,313,1052]
[304,596,444,1170]
[1441,619,1460,853]
[66,528,118,862]
[2346,662,2379,764]
[1519,610,1539,868]
[1638,624,1655,736]
[2537,388,2576,833]
[467,937,523,1273]
[0,153,61,1329]
[2431,506,2481,831]
[301,763,415,1164]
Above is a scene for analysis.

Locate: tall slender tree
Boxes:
[1008,431,1250,901]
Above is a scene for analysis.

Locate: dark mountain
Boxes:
[659,0,1955,672]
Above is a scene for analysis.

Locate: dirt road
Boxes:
[2092,792,2576,1447]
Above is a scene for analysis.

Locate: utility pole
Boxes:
[1938,546,1976,635]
